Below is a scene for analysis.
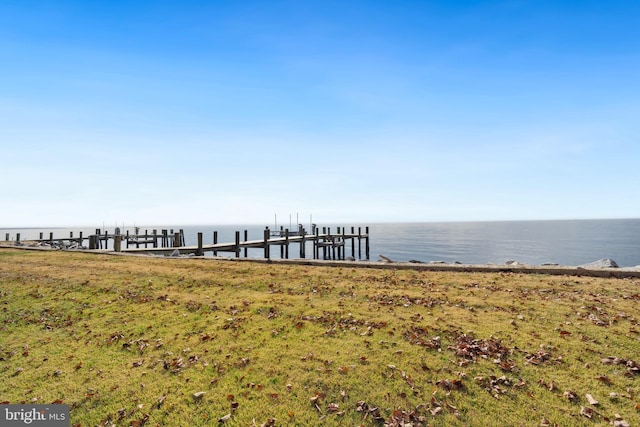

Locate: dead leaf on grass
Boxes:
[151,395,165,409]
[326,403,339,413]
[129,413,149,426]
[563,390,578,402]
[260,418,276,427]
[580,406,594,418]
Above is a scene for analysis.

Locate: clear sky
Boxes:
[1,0,639,227]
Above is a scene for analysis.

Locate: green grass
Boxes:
[1,249,639,426]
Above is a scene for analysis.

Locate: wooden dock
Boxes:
[4,226,370,261]
[120,226,370,261]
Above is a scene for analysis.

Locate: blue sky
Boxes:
[1,0,639,227]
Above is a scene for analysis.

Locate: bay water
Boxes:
[2,219,639,267]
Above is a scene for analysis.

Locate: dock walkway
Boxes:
[3,225,370,261]
[120,227,370,261]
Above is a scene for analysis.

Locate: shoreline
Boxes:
[3,243,640,279]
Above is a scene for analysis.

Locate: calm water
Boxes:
[2,219,639,267]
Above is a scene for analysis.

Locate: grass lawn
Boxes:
[1,249,639,426]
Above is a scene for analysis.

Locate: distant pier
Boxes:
[4,226,370,261]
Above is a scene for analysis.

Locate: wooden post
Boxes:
[358,227,362,260]
[173,232,181,248]
[50,232,54,246]
[145,230,149,248]
[263,228,270,259]
[197,232,203,256]
[351,226,355,258]
[235,231,241,258]
[70,231,73,239]
[213,231,218,256]
[314,227,319,259]
[365,226,370,260]
[331,228,335,260]
[285,229,289,259]
[280,227,284,259]
[322,227,327,259]
[79,232,83,246]
[300,227,306,259]
[114,235,122,252]
[89,235,97,249]
[180,229,185,246]
[342,227,346,260]
[153,230,158,248]
[332,237,336,260]
[16,233,20,243]
[39,232,43,240]
[244,230,248,257]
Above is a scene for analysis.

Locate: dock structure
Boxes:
[4,226,370,261]
[120,226,370,261]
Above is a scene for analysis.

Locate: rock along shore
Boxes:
[2,244,640,279]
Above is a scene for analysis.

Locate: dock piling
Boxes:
[196,233,203,256]
[365,226,370,260]
[263,228,270,259]
[235,232,240,258]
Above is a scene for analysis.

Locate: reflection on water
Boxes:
[2,219,639,267]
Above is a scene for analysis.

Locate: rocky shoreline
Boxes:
[3,243,640,279]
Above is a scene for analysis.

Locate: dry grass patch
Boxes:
[1,249,639,426]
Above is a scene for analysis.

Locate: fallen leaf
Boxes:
[193,391,206,400]
[218,413,231,423]
[580,406,594,418]
[430,407,443,416]
[260,418,276,427]
[129,413,149,426]
[585,393,599,405]
[154,395,166,409]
